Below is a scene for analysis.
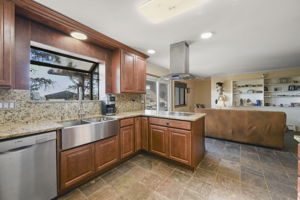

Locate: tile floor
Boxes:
[58,137,297,200]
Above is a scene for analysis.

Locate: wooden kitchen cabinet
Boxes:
[121,51,135,92]
[135,117,142,152]
[60,144,95,190]
[0,0,14,88]
[141,117,149,150]
[120,125,135,159]
[111,49,147,94]
[134,56,146,93]
[168,128,191,165]
[149,125,169,157]
[94,136,119,172]
[149,117,204,167]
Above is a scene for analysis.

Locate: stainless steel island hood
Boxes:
[161,41,197,80]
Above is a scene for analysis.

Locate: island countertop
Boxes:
[0,111,206,141]
[294,135,300,143]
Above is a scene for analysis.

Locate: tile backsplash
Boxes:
[0,89,144,125]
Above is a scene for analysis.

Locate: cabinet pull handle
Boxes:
[166,122,170,125]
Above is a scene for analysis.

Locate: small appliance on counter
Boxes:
[101,94,116,115]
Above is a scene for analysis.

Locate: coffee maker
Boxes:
[101,94,116,116]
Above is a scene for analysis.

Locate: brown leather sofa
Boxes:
[195,108,286,149]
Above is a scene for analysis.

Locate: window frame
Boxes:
[174,81,187,107]
[146,75,171,112]
[29,45,102,101]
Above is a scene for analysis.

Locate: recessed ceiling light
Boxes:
[200,32,213,40]
[147,49,156,54]
[139,0,203,23]
[70,32,88,40]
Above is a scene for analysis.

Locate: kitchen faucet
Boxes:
[78,87,85,120]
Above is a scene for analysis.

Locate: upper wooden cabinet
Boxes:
[134,56,147,93]
[0,0,14,88]
[111,49,147,94]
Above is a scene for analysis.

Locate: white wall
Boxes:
[147,63,169,77]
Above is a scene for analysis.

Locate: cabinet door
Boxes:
[121,51,135,92]
[135,117,142,152]
[60,144,94,190]
[149,125,169,157]
[0,0,14,88]
[134,56,146,93]
[141,117,149,150]
[120,125,135,159]
[94,136,119,172]
[168,128,191,165]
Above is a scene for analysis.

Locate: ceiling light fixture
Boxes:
[139,0,203,23]
[147,49,156,54]
[70,32,88,40]
[200,32,213,40]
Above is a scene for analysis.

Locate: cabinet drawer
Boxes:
[150,118,169,127]
[149,118,191,130]
[168,120,191,130]
[120,118,134,127]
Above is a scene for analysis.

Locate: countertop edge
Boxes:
[0,112,206,141]
[294,135,300,143]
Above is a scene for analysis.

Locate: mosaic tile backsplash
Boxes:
[0,89,144,125]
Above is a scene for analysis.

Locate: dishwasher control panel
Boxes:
[0,131,56,153]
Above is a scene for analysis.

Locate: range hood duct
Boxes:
[161,41,197,80]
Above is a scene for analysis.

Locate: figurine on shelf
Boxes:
[215,82,226,108]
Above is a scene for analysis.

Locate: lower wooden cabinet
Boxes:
[135,117,142,152]
[149,125,169,157]
[149,124,192,166]
[141,117,149,150]
[60,144,94,190]
[168,128,191,165]
[120,125,135,159]
[94,136,119,172]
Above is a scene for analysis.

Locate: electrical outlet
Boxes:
[9,102,15,109]
[0,101,16,110]
[3,102,9,109]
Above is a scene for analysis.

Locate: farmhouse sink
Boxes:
[59,120,90,128]
[60,118,118,150]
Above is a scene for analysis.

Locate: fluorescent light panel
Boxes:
[139,0,203,23]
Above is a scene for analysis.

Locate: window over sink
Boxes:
[29,46,104,101]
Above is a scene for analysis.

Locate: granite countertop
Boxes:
[111,110,206,121]
[294,135,300,143]
[0,122,64,140]
[0,111,205,141]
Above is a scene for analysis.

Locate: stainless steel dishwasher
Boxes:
[0,131,57,200]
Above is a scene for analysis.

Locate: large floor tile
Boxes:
[155,178,185,200]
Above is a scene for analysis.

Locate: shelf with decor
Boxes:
[263,75,300,108]
[232,79,264,107]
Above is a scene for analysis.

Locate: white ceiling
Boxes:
[34,0,300,77]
